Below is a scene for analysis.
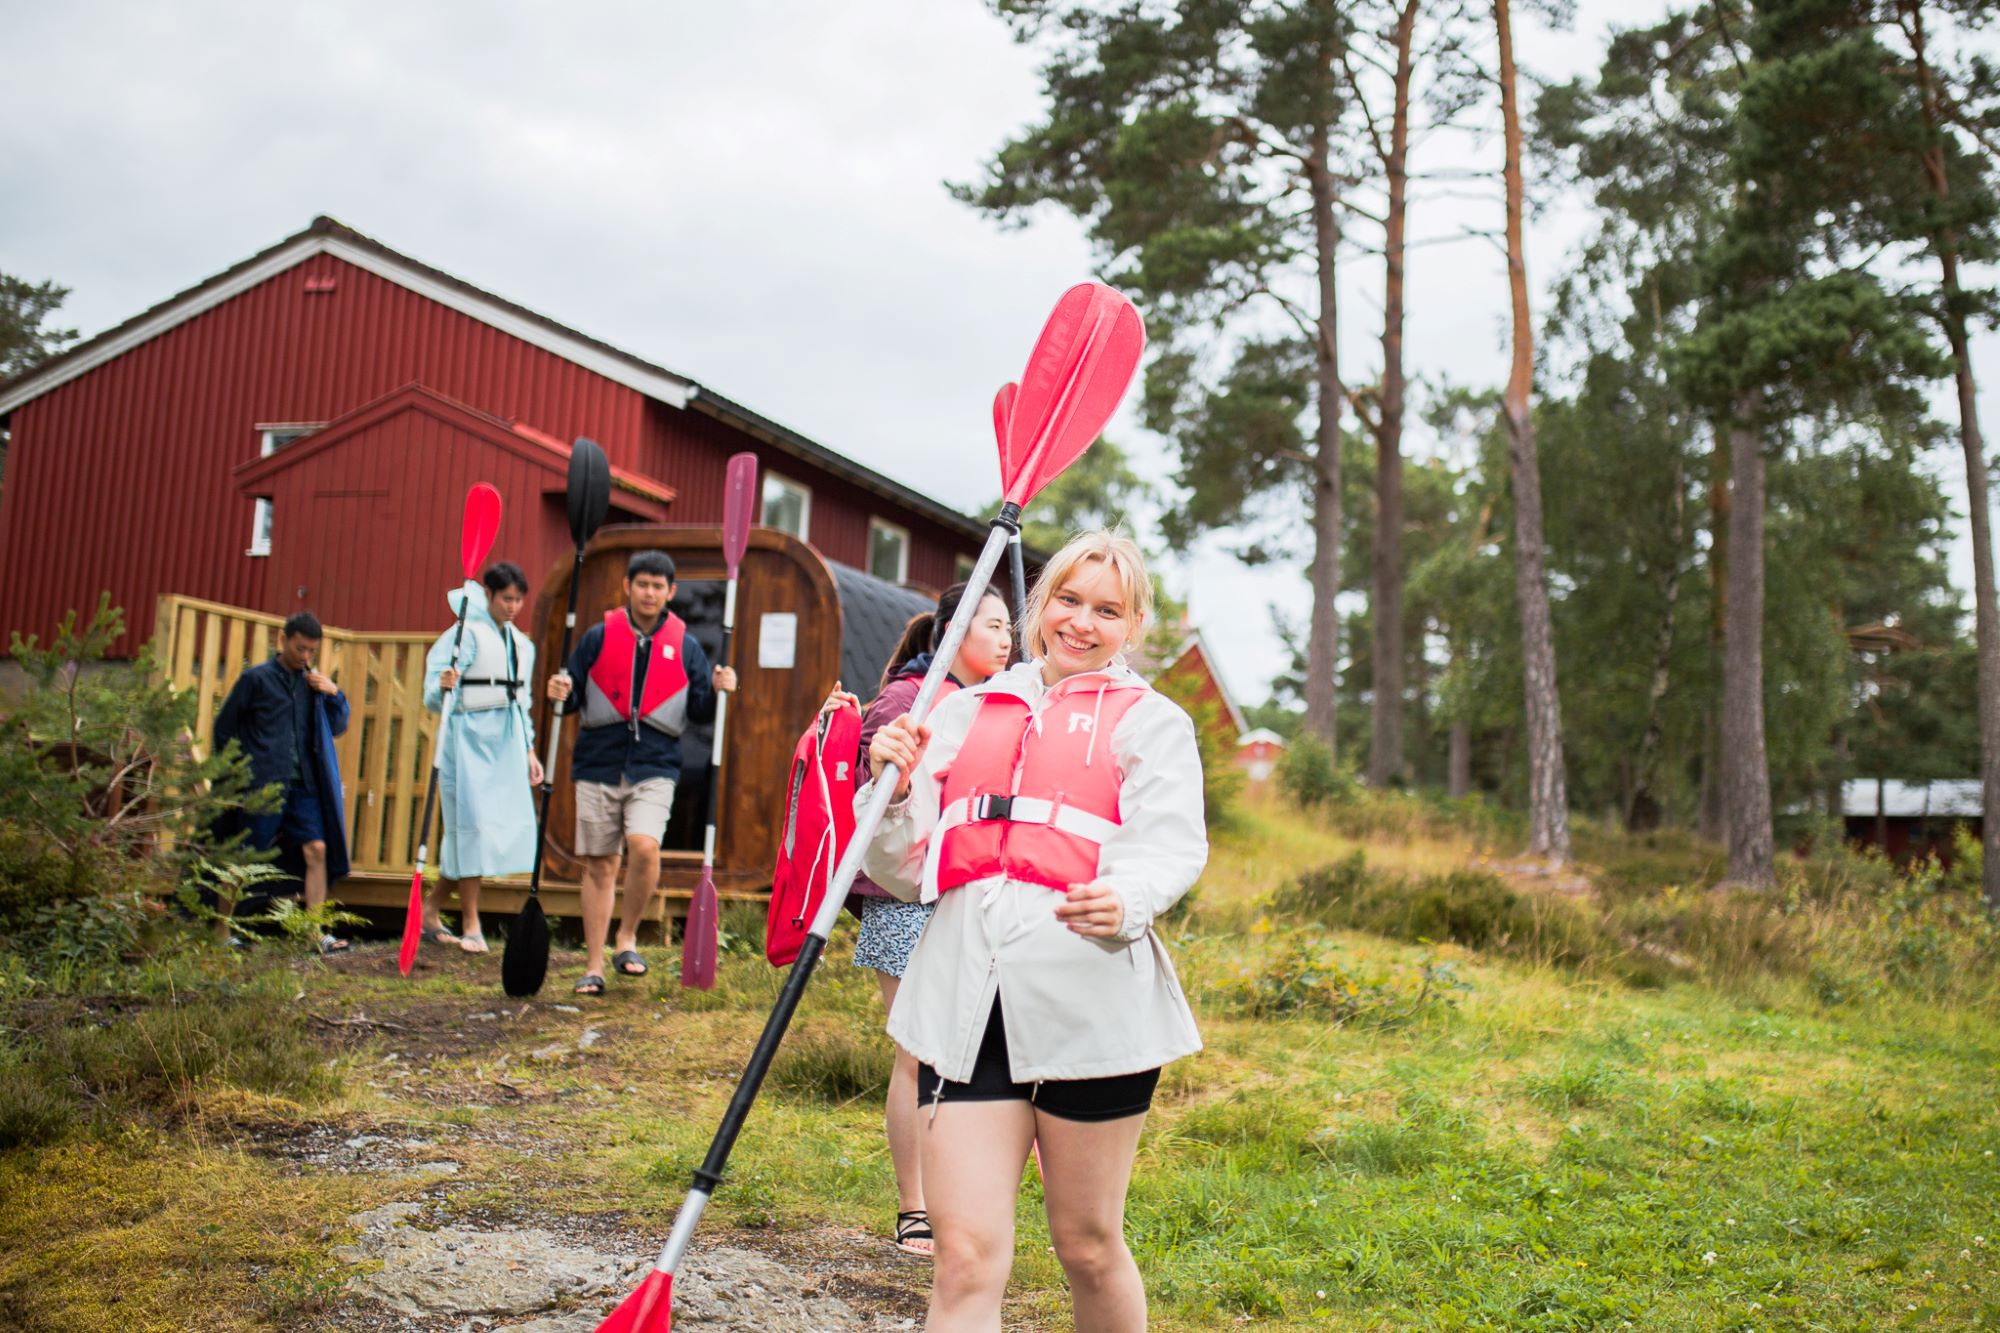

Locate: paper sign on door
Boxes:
[758,612,798,670]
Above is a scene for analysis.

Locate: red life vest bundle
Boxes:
[766,700,863,966]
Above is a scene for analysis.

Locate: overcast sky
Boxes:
[4,1,1994,703]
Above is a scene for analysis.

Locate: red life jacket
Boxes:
[767,701,863,966]
[583,609,691,736]
[925,673,1149,898]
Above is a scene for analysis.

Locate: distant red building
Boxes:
[0,216,991,648]
[1148,627,1247,751]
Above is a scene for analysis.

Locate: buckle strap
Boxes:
[936,795,1121,845]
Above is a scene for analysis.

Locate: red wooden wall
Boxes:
[0,249,981,650]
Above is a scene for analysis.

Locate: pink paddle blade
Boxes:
[681,871,719,990]
[722,453,758,576]
[596,1268,671,1333]
[460,483,503,581]
[991,381,1018,467]
[397,870,423,976]
[1003,284,1144,507]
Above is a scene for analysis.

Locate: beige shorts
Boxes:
[574,777,677,857]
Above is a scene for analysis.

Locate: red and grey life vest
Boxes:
[582,609,692,737]
[923,672,1150,899]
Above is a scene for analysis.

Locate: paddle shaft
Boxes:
[527,547,589,896]
[1008,530,1028,626]
[413,604,473,872]
[646,509,1016,1280]
[695,577,739,866]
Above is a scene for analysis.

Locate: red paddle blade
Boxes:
[461,483,503,581]
[992,381,1018,458]
[397,871,423,976]
[596,1268,671,1333]
[722,452,758,576]
[681,871,719,990]
[1003,284,1144,507]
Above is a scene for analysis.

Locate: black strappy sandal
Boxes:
[894,1209,934,1257]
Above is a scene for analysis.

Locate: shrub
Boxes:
[1275,854,1605,970]
[1155,667,1244,831]
[1276,734,1355,811]
[1204,932,1468,1025]
[0,599,278,987]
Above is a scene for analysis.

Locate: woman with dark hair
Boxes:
[825,580,1012,1255]
[421,561,542,952]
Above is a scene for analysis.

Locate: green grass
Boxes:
[3,798,1997,1330]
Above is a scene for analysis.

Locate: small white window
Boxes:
[761,473,811,540]
[248,424,318,556]
[868,518,910,584]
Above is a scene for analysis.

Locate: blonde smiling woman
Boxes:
[861,530,1207,1333]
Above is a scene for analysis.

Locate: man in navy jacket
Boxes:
[214,611,352,951]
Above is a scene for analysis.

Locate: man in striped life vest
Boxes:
[546,550,736,995]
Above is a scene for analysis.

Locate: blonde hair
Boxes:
[1021,530,1154,663]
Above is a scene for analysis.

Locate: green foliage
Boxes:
[0,970,336,1149]
[1204,930,1468,1026]
[1276,733,1356,810]
[0,598,277,987]
[0,270,76,380]
[1153,664,1243,832]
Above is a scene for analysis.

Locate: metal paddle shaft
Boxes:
[643,512,1015,1280]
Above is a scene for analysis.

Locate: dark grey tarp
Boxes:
[830,562,934,698]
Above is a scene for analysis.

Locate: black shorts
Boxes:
[915,994,1160,1123]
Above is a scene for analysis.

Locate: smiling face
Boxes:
[1038,557,1136,680]
[952,592,1013,685]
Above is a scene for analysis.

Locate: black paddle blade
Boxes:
[501,898,551,997]
[568,437,613,548]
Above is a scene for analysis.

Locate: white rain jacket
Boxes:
[858,658,1207,1083]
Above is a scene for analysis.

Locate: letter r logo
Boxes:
[1067,713,1094,735]
[834,762,851,782]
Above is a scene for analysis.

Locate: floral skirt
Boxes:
[852,897,934,978]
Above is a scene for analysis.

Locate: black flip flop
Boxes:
[573,974,606,996]
[613,949,649,977]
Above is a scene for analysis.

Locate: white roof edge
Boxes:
[0,234,692,417]
[1163,626,1249,738]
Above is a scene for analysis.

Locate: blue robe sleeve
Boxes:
[423,627,465,714]
[325,688,350,737]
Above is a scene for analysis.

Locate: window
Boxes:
[954,553,977,583]
[868,518,910,584]
[761,473,810,540]
[247,424,318,556]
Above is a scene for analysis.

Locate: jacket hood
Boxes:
[445,580,500,630]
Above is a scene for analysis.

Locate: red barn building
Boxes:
[0,216,991,649]
[1148,626,1247,752]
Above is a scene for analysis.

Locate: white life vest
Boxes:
[449,619,529,713]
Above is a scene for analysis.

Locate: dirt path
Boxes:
[255,946,932,1331]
